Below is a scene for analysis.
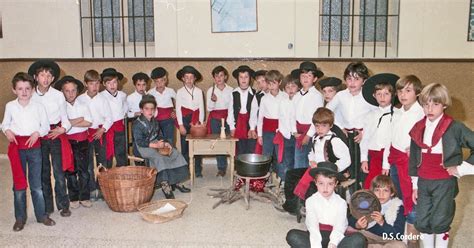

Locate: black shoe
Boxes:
[60,208,71,217]
[195,173,203,178]
[13,221,25,232]
[38,217,56,226]
[161,182,175,199]
[173,184,191,193]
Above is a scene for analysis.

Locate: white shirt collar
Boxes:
[425,113,443,128]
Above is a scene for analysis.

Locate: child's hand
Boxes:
[293,133,301,138]
[371,211,384,226]
[382,169,390,175]
[248,130,257,139]
[230,130,235,137]
[93,128,105,140]
[211,94,217,102]
[405,147,410,158]
[179,125,187,136]
[48,127,66,140]
[354,130,364,143]
[309,161,317,168]
[356,216,368,229]
[5,130,18,144]
[447,166,460,177]
[302,135,310,145]
[257,137,263,146]
[412,189,418,204]
[164,142,172,149]
[26,131,40,148]
[361,161,369,173]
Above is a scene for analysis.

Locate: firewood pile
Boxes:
[208,185,283,209]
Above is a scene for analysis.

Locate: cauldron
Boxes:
[235,154,272,177]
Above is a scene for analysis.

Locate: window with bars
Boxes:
[319,0,400,58]
[79,0,154,58]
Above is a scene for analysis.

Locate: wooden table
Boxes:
[186,134,238,187]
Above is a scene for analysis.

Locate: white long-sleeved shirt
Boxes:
[77,92,113,131]
[206,84,233,111]
[66,100,93,135]
[293,87,324,129]
[176,85,205,125]
[2,99,50,137]
[32,87,71,130]
[306,192,348,247]
[382,102,424,169]
[278,97,297,139]
[249,91,266,131]
[326,89,377,129]
[360,105,393,162]
[257,91,287,136]
[100,90,128,122]
[126,90,146,118]
[411,114,443,189]
[308,131,351,172]
[147,87,176,108]
[227,87,254,130]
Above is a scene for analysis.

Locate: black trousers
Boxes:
[41,138,69,212]
[347,131,362,190]
[286,229,367,248]
[66,140,90,201]
[106,130,128,167]
[88,136,106,192]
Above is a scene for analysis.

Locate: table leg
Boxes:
[189,141,195,187]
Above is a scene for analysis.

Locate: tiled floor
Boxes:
[0,158,472,247]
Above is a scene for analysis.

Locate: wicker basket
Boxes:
[97,165,157,212]
[138,199,188,224]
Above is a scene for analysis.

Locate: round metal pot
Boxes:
[235,153,272,177]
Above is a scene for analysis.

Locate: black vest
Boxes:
[232,88,256,123]
[256,91,265,106]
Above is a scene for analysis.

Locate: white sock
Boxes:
[435,232,449,248]
[421,233,434,247]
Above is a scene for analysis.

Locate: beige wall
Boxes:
[0,0,473,58]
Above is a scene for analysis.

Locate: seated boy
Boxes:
[132,95,190,199]
[286,162,366,248]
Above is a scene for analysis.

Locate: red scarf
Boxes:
[409,114,453,153]
[181,107,200,125]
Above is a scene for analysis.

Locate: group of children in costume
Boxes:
[2,59,473,248]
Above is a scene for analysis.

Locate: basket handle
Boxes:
[98,164,107,173]
[148,168,157,177]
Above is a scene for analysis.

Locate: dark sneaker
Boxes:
[13,221,25,232]
[38,217,56,226]
[60,208,72,217]
[174,184,191,193]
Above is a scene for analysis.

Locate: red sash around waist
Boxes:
[181,107,200,125]
[388,145,413,215]
[263,117,278,133]
[296,122,311,149]
[41,122,74,172]
[67,130,88,142]
[206,109,228,133]
[156,107,174,121]
[234,113,250,139]
[419,153,451,180]
[319,223,333,232]
[8,136,41,190]
[273,131,285,163]
[105,120,125,160]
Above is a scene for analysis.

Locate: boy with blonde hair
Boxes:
[409,83,474,248]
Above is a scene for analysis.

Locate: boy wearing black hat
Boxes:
[148,67,177,145]
[175,65,204,177]
[206,65,233,177]
[3,72,55,231]
[77,70,113,201]
[100,68,128,167]
[326,61,377,190]
[286,162,366,248]
[359,73,399,189]
[227,65,257,155]
[127,72,150,118]
[319,77,343,105]
[291,61,324,173]
[29,59,74,217]
[55,76,93,208]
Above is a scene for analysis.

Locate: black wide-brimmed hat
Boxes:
[150,67,167,79]
[176,65,202,81]
[232,65,255,79]
[101,68,124,81]
[362,73,400,106]
[53,75,84,93]
[350,190,382,222]
[319,77,342,89]
[309,161,345,181]
[28,59,61,83]
[132,72,150,83]
[293,61,324,78]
